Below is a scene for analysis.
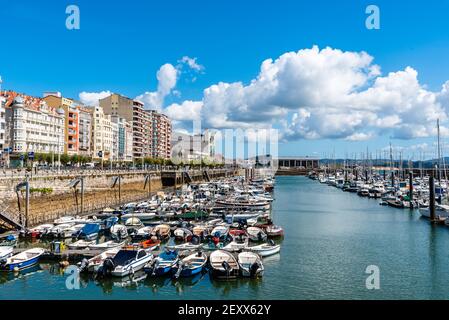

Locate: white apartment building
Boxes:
[111,115,133,162]
[5,96,64,155]
[91,106,113,161]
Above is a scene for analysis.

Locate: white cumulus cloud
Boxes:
[79,90,112,106]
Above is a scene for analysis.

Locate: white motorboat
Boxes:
[110,224,128,240]
[68,240,96,250]
[223,237,249,252]
[419,204,449,219]
[246,227,267,242]
[88,240,126,250]
[78,248,121,273]
[121,212,157,222]
[124,217,144,229]
[210,225,229,238]
[247,241,281,257]
[104,249,154,277]
[238,251,264,278]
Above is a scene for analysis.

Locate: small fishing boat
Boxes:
[264,225,284,238]
[0,248,45,271]
[174,227,193,241]
[211,225,229,239]
[68,240,96,250]
[47,223,76,238]
[172,251,207,278]
[88,240,126,250]
[238,251,264,278]
[144,250,179,276]
[121,212,157,222]
[129,238,161,251]
[247,241,281,257]
[167,242,202,250]
[124,217,144,229]
[101,248,154,277]
[246,227,267,242]
[0,234,18,247]
[0,246,14,260]
[73,223,100,240]
[222,235,249,252]
[78,248,121,273]
[110,224,128,240]
[192,225,209,238]
[209,250,240,279]
[54,216,76,225]
[27,224,54,237]
[152,224,171,240]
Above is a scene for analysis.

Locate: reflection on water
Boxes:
[6,176,449,299]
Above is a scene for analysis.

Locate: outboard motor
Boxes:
[191,235,200,245]
[268,239,275,246]
[249,262,260,278]
[174,260,184,279]
[79,258,89,273]
[150,258,160,276]
[257,232,264,242]
[100,258,115,277]
[221,260,231,277]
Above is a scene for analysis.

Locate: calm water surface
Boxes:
[2,176,449,300]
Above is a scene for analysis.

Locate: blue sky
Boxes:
[1,0,449,158]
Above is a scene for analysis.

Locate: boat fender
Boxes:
[13,266,20,272]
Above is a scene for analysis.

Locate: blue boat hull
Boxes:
[1,255,41,272]
[172,266,203,278]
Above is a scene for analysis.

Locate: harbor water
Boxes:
[2,176,449,300]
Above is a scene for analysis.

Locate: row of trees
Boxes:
[18,153,226,169]
[20,153,93,166]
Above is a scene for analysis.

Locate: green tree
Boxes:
[70,154,79,165]
[60,153,70,166]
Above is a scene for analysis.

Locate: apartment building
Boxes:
[43,94,80,155]
[90,106,113,161]
[78,107,93,157]
[111,115,133,162]
[3,93,64,158]
[99,93,145,159]
[144,110,172,159]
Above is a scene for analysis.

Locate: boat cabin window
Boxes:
[137,250,146,259]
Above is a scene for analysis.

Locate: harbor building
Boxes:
[278,156,319,169]
[99,94,145,160]
[3,92,64,161]
[142,110,172,160]
[171,129,216,163]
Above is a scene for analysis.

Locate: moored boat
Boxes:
[209,249,240,279]
[238,251,264,278]
[0,248,45,271]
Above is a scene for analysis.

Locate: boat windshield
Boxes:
[112,250,137,265]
